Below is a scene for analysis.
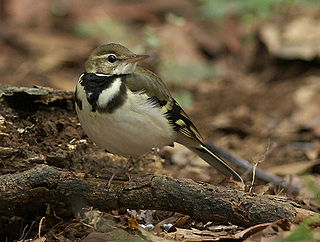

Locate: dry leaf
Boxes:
[235,219,291,240]
[128,215,139,230]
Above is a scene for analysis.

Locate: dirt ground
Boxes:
[1,0,320,241]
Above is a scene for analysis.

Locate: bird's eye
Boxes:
[107,54,117,63]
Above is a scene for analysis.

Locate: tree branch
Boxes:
[0,164,317,227]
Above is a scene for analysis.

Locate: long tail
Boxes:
[188,142,243,182]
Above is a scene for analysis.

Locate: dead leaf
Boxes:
[136,210,154,224]
[128,214,139,230]
[251,184,270,195]
[174,215,192,228]
[234,222,272,240]
[235,219,291,240]
[154,215,180,233]
[295,208,320,226]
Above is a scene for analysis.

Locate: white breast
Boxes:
[76,82,175,157]
[97,78,122,108]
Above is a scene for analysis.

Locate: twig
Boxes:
[18,224,28,241]
[249,163,258,193]
[19,221,35,241]
[38,216,45,238]
[249,141,271,193]
[79,221,94,229]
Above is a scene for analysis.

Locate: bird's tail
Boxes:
[188,142,243,182]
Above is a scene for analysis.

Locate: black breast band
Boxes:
[79,73,127,113]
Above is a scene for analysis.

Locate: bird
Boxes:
[75,43,243,182]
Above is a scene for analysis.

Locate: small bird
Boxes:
[75,43,242,182]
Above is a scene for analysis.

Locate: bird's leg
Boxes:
[106,157,133,190]
[106,156,135,190]
[106,172,116,190]
[124,156,134,181]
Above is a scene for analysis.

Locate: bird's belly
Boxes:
[76,94,175,157]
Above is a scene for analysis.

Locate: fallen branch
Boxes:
[0,164,317,227]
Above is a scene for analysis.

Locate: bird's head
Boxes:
[85,43,149,75]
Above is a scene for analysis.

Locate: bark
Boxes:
[0,164,316,228]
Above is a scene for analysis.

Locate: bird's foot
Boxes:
[124,157,134,181]
[106,172,116,190]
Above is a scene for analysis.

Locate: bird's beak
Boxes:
[126,54,149,63]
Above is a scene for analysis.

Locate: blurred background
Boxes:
[1,0,320,178]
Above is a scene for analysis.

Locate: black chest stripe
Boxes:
[79,73,127,113]
[75,87,82,110]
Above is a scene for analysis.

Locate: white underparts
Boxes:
[76,81,175,157]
